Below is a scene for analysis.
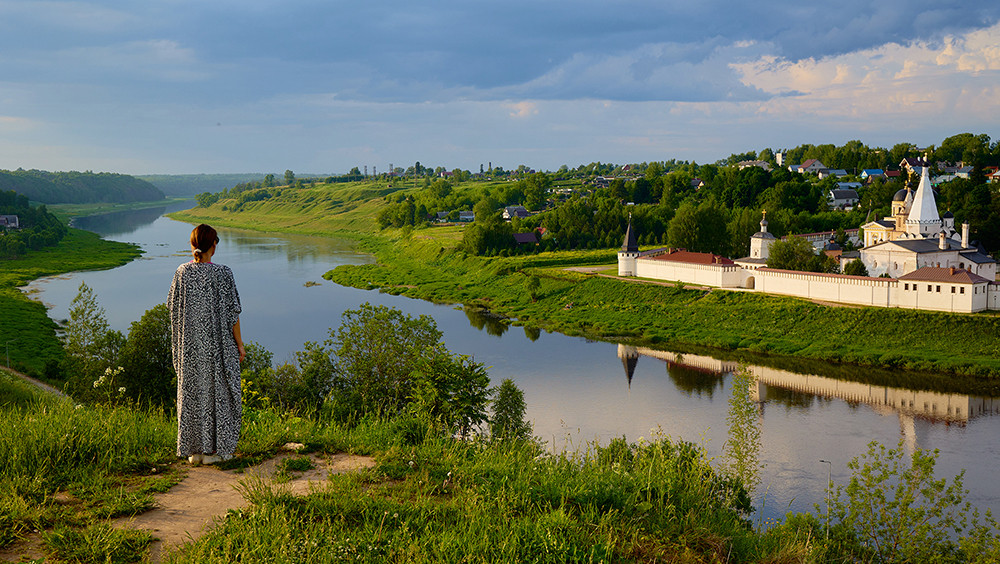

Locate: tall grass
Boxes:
[0,389,175,550]
[171,426,783,563]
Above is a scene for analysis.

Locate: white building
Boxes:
[617,191,999,313]
[859,164,995,280]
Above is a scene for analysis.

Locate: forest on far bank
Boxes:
[0,169,163,204]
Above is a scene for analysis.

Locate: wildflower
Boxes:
[118,387,126,394]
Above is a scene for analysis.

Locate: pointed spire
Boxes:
[621,213,638,253]
[906,163,941,235]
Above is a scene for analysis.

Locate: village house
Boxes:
[737,160,772,172]
[828,184,860,209]
[502,205,530,220]
[0,215,19,230]
[787,159,827,175]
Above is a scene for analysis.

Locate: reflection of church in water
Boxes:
[617,344,1000,445]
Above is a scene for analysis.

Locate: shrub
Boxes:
[489,379,531,442]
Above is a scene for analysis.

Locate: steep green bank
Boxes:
[0,229,142,375]
[325,234,1000,386]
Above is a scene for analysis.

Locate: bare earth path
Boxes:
[117,451,376,562]
[0,451,375,563]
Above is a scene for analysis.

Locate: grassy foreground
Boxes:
[5,372,1000,563]
[0,228,142,375]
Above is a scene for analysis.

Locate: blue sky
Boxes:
[1,1,999,174]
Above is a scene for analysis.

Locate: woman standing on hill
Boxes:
[168,224,245,465]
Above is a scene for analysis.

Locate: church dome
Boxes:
[942,210,954,219]
[893,188,908,201]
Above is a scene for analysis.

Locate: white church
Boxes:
[617,165,999,313]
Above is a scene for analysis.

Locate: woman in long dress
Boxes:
[168,224,245,465]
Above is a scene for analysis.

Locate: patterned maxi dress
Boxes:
[168,261,242,457]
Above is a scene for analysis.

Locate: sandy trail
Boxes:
[119,451,375,563]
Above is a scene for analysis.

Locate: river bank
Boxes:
[170,203,1000,386]
[0,228,141,375]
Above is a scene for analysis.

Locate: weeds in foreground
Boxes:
[0,394,175,555]
[5,378,1000,563]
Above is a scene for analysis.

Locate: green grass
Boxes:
[170,429,774,563]
[4,377,997,563]
[46,198,189,223]
[0,228,141,375]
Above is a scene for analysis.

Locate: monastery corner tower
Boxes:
[618,215,639,276]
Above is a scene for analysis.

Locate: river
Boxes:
[21,201,1000,523]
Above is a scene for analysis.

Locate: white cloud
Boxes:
[731,21,1000,122]
[505,102,538,119]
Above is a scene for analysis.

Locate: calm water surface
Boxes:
[22,202,1000,522]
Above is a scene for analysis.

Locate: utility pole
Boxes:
[819,459,832,540]
[5,339,16,368]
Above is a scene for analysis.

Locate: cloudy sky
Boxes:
[1,1,999,175]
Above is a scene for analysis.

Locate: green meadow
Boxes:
[0,228,141,375]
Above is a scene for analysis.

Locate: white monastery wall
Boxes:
[753,269,894,307]
[635,259,749,288]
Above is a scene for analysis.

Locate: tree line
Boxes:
[0,169,164,204]
[0,190,67,258]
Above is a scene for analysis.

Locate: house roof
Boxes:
[830,189,859,199]
[643,248,734,266]
[513,232,538,244]
[898,267,992,284]
[863,219,896,229]
[868,238,956,254]
[958,250,996,264]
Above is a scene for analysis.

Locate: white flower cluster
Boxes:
[92,366,125,390]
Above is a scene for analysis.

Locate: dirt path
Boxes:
[0,451,376,563]
[0,366,68,398]
[116,451,376,562]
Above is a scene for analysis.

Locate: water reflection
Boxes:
[523,326,541,342]
[463,306,509,337]
[621,344,1000,425]
[71,205,173,236]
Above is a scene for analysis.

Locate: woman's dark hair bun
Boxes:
[190,224,218,255]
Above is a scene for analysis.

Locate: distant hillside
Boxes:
[0,170,164,204]
[139,173,266,197]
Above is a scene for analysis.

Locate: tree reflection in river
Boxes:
[724,366,763,495]
[463,305,509,337]
[667,360,724,398]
